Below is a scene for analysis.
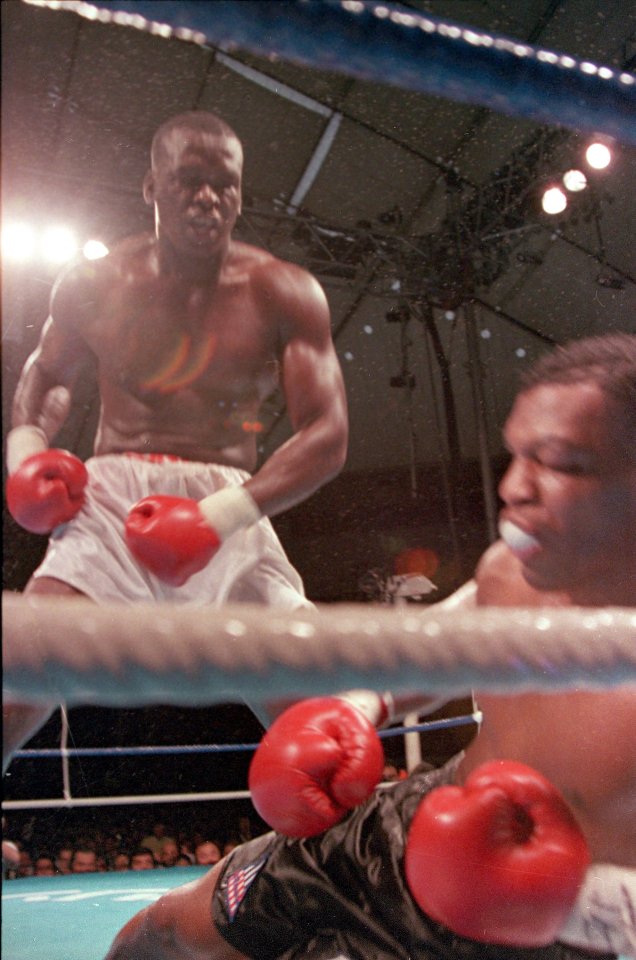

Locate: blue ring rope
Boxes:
[31,0,636,145]
[13,714,478,759]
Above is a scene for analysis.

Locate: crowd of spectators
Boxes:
[2,813,255,880]
[3,764,409,881]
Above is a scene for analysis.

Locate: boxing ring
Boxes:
[2,867,208,960]
[4,2,636,958]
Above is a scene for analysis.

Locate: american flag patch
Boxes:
[225,855,268,922]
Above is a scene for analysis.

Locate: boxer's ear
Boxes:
[143,170,155,206]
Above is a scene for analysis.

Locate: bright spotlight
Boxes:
[585,141,612,170]
[541,186,567,215]
[41,226,78,264]
[562,169,587,192]
[83,239,109,260]
[2,223,36,262]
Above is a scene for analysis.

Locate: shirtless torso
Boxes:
[459,539,636,868]
[14,230,347,517]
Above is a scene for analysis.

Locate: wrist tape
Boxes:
[198,485,261,541]
[337,690,395,727]
[6,425,48,475]
[559,863,636,956]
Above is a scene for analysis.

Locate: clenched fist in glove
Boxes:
[404,760,590,947]
[249,692,390,837]
[125,485,261,586]
[6,425,87,534]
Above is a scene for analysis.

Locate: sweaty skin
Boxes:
[4,122,348,766]
[10,126,347,560]
[459,382,636,868]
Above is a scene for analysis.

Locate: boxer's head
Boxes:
[498,334,636,603]
[144,111,243,259]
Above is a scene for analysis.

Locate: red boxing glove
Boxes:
[249,696,385,837]
[126,485,261,586]
[125,496,221,587]
[6,449,88,534]
[404,760,590,947]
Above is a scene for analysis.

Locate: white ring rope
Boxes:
[3,593,635,706]
[1,789,252,812]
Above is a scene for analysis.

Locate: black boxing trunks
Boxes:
[212,758,615,960]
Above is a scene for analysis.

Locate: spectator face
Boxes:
[71,850,97,873]
[112,853,130,871]
[194,841,222,865]
[160,840,179,866]
[17,850,33,877]
[55,848,73,873]
[131,852,155,871]
[34,856,56,876]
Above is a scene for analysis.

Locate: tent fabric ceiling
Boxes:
[2,0,635,480]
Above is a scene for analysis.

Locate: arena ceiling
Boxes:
[2,0,636,591]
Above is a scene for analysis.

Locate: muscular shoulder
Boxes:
[51,235,151,322]
[234,242,329,335]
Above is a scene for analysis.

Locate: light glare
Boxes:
[585,142,611,170]
[2,223,36,262]
[42,227,78,263]
[541,186,567,215]
[562,169,587,192]
[83,239,109,260]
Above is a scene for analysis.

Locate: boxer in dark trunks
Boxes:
[103,336,636,959]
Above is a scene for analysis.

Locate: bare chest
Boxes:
[464,690,636,861]
[85,278,280,404]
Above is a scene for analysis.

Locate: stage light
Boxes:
[541,185,567,215]
[585,141,612,170]
[562,169,587,192]
[2,222,36,262]
[83,239,109,260]
[41,226,78,263]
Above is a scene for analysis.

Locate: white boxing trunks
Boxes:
[32,454,312,609]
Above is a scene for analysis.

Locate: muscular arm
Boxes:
[11,266,96,440]
[104,863,248,960]
[243,264,348,517]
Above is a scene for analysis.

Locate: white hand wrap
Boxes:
[337,690,395,727]
[198,485,261,541]
[6,425,48,475]
[559,864,636,957]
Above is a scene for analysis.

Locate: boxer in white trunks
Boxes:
[4,110,348,767]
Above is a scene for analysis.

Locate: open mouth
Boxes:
[188,217,219,237]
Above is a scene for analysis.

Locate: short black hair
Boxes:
[521,332,636,426]
[151,111,241,169]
